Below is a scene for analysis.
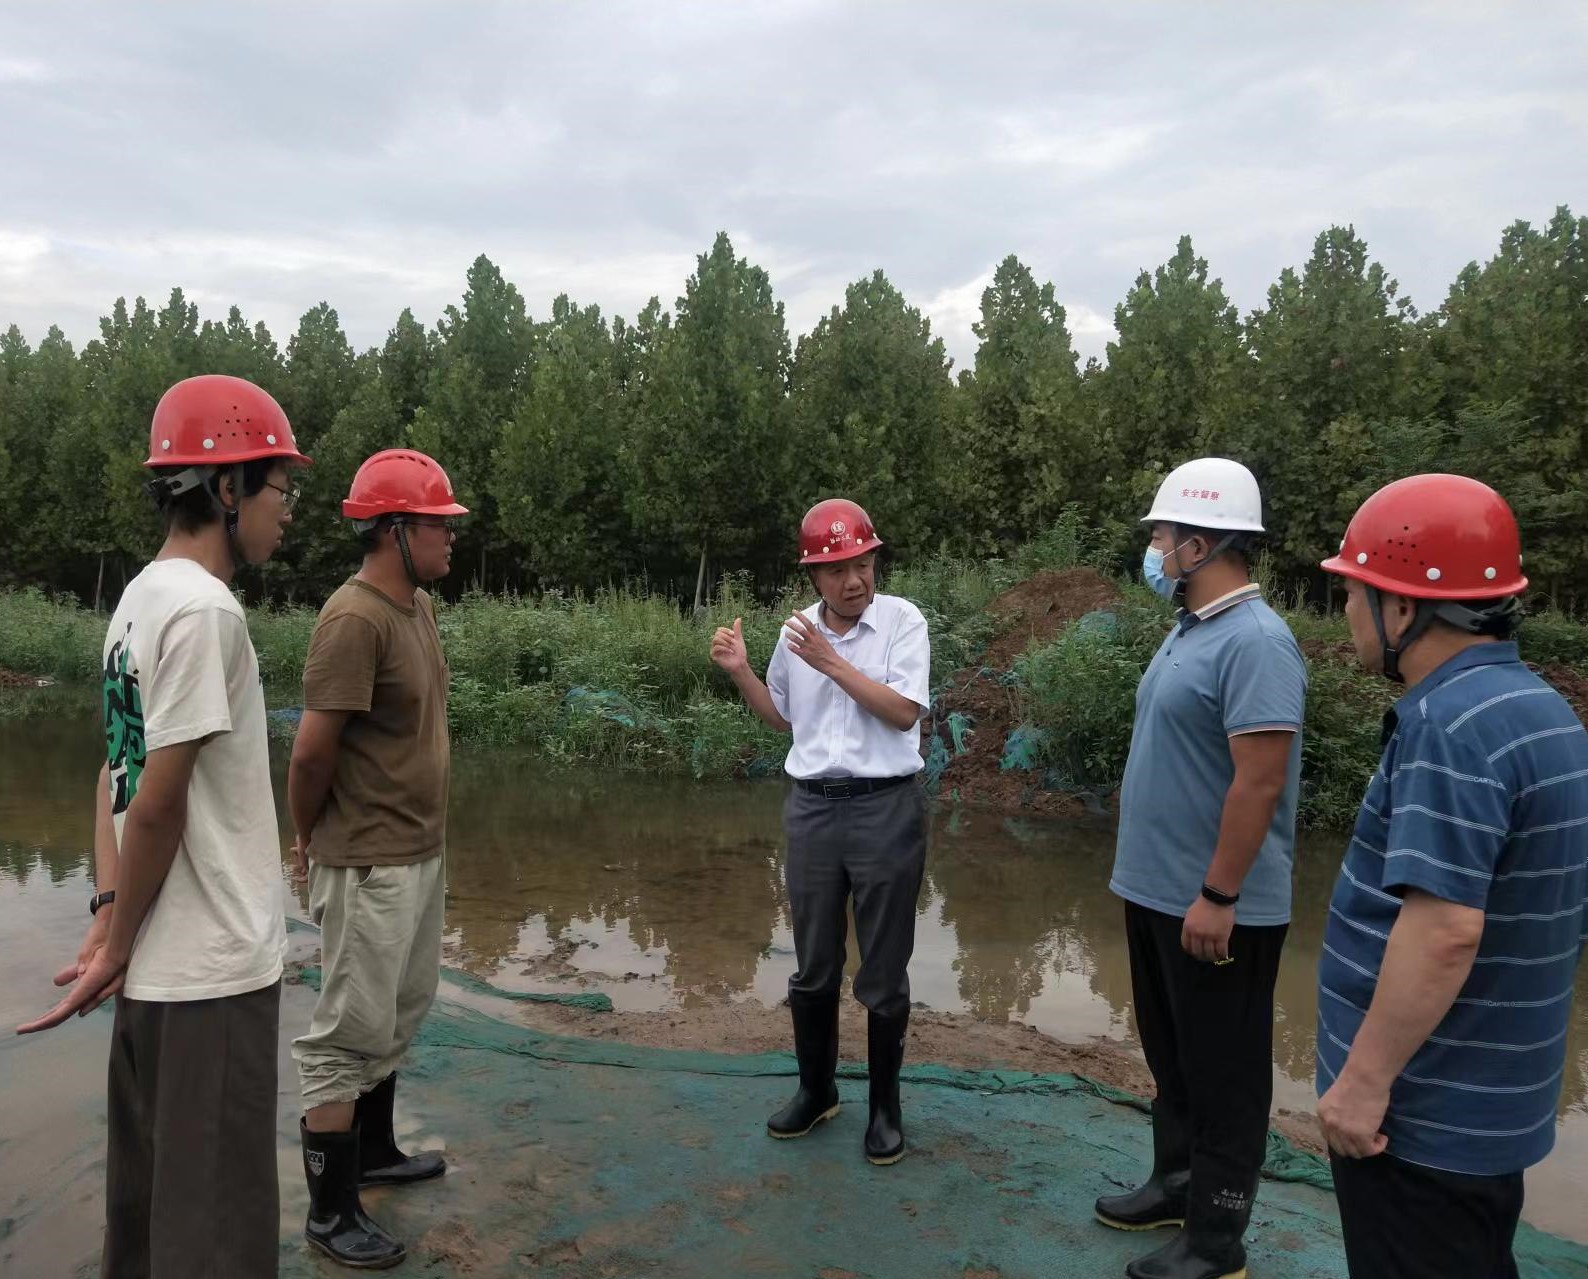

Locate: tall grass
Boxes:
[3,527,1585,823]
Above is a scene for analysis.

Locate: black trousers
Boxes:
[103,980,281,1279]
[783,781,928,1018]
[1124,901,1287,1228]
[1332,1152,1522,1279]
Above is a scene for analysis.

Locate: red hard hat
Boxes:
[799,498,883,564]
[1321,474,1527,600]
[145,374,310,468]
[342,449,469,520]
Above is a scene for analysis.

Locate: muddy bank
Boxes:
[296,956,1324,1161]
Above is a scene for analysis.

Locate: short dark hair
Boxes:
[1175,524,1256,559]
[1438,597,1520,641]
[152,459,277,535]
[356,517,391,553]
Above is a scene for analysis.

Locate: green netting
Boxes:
[18,971,1588,1279]
[1077,608,1121,638]
[259,991,1588,1278]
[1000,724,1050,771]
[946,709,974,754]
[562,685,647,729]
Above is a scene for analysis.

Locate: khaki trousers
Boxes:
[292,856,445,1108]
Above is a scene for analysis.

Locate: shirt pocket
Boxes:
[858,662,893,689]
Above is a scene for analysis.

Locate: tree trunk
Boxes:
[93,553,106,612]
[692,539,709,616]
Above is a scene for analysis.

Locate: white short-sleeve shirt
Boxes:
[101,558,286,1001]
[766,592,930,781]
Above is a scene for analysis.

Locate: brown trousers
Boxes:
[102,980,281,1279]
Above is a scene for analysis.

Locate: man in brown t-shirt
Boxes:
[288,448,466,1269]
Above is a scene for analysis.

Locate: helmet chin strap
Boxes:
[1366,587,1430,684]
[146,464,245,566]
[1171,531,1238,597]
[389,517,424,587]
[1365,587,1518,684]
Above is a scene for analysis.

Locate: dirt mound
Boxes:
[984,568,1123,669]
[932,568,1124,818]
[1539,664,1588,724]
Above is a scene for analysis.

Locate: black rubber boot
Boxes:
[767,992,841,1138]
[302,1119,407,1270]
[357,1073,446,1187]
[1124,1174,1252,1279]
[1096,1103,1190,1230]
[863,1009,908,1166]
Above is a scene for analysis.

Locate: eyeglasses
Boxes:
[263,480,301,512]
[406,517,461,533]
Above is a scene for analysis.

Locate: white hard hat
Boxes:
[1141,457,1264,533]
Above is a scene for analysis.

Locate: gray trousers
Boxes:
[783,780,928,1018]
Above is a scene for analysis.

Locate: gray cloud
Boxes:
[1,2,1583,370]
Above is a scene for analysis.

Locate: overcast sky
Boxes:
[1,3,1583,370]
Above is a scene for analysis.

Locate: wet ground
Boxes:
[2,710,1586,1269]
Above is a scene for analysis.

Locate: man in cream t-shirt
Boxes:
[17,374,307,1279]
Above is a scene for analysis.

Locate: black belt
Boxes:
[795,775,916,800]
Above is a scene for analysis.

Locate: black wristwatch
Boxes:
[1200,882,1239,907]
[89,890,116,916]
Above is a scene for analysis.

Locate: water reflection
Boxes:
[4,711,1584,1121]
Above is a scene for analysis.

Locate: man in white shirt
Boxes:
[17,375,308,1279]
[711,498,931,1165]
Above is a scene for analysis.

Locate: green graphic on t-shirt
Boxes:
[104,625,146,815]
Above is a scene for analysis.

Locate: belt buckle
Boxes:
[821,780,854,800]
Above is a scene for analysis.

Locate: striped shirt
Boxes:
[1316,642,1588,1175]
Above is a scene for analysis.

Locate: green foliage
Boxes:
[3,211,1587,615]
[788,270,954,558]
[623,233,795,594]
[1013,601,1169,791]
[1096,235,1254,552]
[494,296,633,591]
[5,532,1587,827]
[1296,655,1397,830]
[945,256,1088,551]
[1519,609,1588,669]
[0,588,104,681]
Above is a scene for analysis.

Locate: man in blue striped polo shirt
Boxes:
[1317,474,1588,1279]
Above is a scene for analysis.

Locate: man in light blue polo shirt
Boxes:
[1099,458,1307,1279]
[1316,474,1588,1279]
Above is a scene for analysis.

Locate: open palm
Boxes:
[16,947,126,1035]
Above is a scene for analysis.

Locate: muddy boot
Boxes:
[302,1119,407,1270]
[1096,1103,1190,1230]
[863,1009,908,1166]
[1124,1174,1252,1279]
[767,991,840,1138]
[357,1073,446,1187]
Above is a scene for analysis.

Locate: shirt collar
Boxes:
[1400,641,1520,703]
[816,597,879,639]
[1381,641,1521,741]
[1176,583,1261,634]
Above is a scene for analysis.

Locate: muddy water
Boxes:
[2,712,1585,1245]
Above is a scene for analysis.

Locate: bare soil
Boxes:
[983,568,1125,669]
[1538,663,1588,723]
[934,568,1123,818]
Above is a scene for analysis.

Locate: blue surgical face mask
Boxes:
[1142,546,1184,600]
